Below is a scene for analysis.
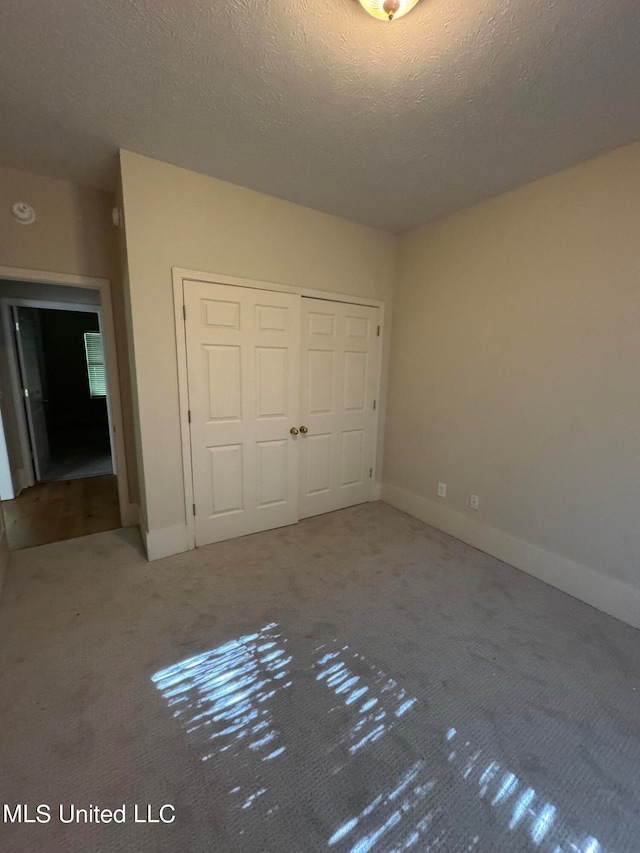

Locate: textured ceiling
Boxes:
[1,0,639,231]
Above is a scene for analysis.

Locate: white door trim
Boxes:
[0,266,137,527]
[172,268,385,551]
[3,298,99,312]
[0,302,34,492]
[173,274,196,549]
[173,268,386,309]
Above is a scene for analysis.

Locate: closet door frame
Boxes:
[173,268,385,551]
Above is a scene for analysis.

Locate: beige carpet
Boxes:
[0,502,639,852]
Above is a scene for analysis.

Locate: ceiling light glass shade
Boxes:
[358,0,421,21]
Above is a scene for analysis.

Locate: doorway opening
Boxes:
[0,274,129,550]
[13,305,114,482]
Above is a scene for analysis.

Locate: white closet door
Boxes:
[299,298,381,519]
[185,281,301,546]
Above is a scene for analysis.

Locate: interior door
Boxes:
[13,306,50,481]
[185,281,301,546]
[299,298,381,519]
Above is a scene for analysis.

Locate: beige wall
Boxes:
[0,166,116,277]
[384,142,640,624]
[0,165,138,503]
[119,150,396,553]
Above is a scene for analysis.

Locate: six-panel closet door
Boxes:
[298,298,380,519]
[184,281,381,547]
[185,280,301,546]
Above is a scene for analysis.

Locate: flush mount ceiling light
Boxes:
[358,0,421,21]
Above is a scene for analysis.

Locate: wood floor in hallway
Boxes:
[1,474,120,550]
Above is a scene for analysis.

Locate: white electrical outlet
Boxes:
[437,482,447,498]
[470,494,480,510]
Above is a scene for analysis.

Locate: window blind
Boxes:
[84,331,107,398]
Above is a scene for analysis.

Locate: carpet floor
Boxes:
[0,502,639,852]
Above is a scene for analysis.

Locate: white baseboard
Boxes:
[15,466,31,495]
[144,522,192,561]
[382,482,640,631]
[120,503,140,528]
[371,481,382,501]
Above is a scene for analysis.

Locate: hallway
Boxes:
[43,424,113,482]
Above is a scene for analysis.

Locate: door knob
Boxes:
[290,427,299,435]
[299,426,308,434]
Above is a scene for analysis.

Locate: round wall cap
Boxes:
[11,202,36,225]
